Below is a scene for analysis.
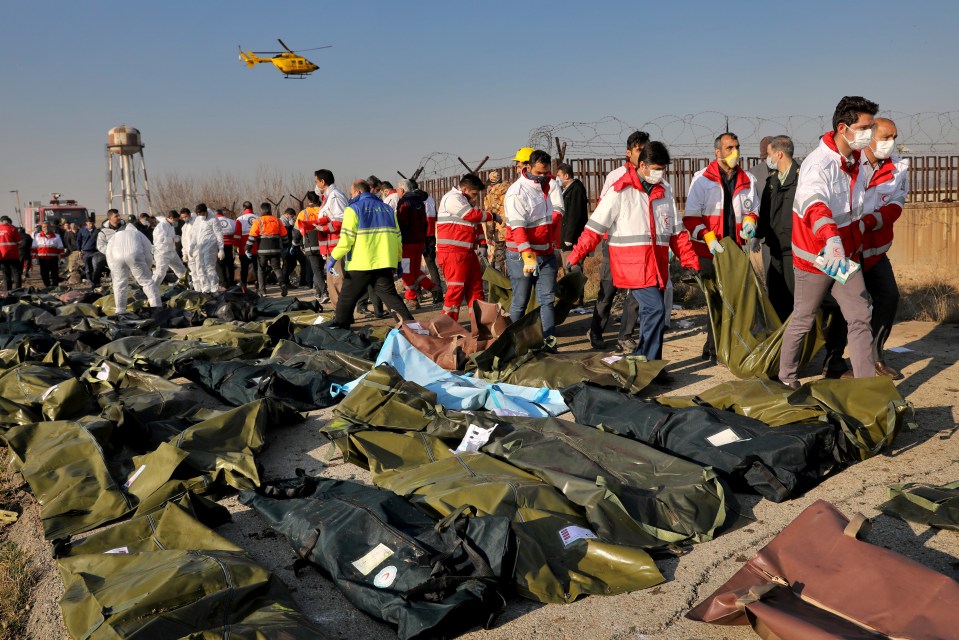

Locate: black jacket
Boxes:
[758,160,799,257]
[561,178,589,247]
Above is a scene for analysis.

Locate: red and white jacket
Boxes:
[235,209,258,256]
[436,187,493,253]
[568,171,698,289]
[383,190,399,212]
[791,132,868,274]
[860,154,909,270]
[216,213,236,246]
[317,184,348,255]
[504,171,565,255]
[0,224,20,261]
[33,232,64,258]
[683,161,759,259]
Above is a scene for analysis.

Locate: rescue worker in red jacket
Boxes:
[684,132,760,362]
[778,96,879,388]
[234,202,258,293]
[822,116,909,380]
[33,222,65,288]
[567,142,699,364]
[396,179,441,308]
[504,149,565,340]
[436,173,499,320]
[0,216,22,292]
[245,202,289,297]
[215,209,236,287]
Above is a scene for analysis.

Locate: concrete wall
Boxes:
[888,203,959,273]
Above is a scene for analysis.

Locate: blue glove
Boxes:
[289,247,295,255]
[325,257,337,274]
[821,236,847,277]
[245,252,253,260]
[740,218,757,240]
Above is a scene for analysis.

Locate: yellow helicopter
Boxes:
[238,39,331,78]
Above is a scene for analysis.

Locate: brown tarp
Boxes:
[687,499,959,639]
[398,300,510,370]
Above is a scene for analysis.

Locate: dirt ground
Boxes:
[3,291,958,640]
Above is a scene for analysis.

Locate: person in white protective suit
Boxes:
[182,202,223,293]
[152,210,187,286]
[106,223,162,313]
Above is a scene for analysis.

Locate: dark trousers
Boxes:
[423,236,443,293]
[334,268,413,328]
[767,252,795,323]
[699,256,717,355]
[1,259,21,291]
[632,287,667,360]
[306,253,327,298]
[39,257,60,288]
[216,245,235,288]
[825,254,900,365]
[256,254,284,294]
[239,252,257,289]
[590,275,640,342]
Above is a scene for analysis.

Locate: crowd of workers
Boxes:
[0,95,906,385]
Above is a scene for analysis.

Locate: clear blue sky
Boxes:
[2,0,956,213]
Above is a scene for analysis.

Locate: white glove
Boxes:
[821,236,847,277]
[704,231,724,254]
[217,249,224,260]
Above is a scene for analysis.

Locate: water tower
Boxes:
[106,125,153,218]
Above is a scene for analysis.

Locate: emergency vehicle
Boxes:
[23,194,91,236]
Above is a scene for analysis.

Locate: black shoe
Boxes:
[589,334,605,350]
[359,307,376,318]
[701,344,717,364]
[280,285,288,297]
[374,311,391,319]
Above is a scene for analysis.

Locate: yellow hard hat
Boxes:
[514,147,534,162]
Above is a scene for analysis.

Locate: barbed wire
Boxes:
[415,112,959,181]
[530,111,959,159]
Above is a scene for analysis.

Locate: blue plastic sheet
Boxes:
[336,329,567,417]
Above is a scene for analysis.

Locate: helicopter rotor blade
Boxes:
[291,45,333,52]
[251,51,283,55]
[277,38,294,52]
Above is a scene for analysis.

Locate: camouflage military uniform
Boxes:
[483,181,509,274]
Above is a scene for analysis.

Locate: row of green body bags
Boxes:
[240,474,514,640]
[320,363,740,605]
[54,495,329,639]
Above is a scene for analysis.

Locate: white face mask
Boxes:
[644,169,664,184]
[766,155,778,170]
[872,139,895,160]
[314,185,323,196]
[844,126,873,151]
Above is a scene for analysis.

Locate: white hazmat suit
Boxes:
[106,224,162,313]
[182,213,223,293]
[152,218,186,287]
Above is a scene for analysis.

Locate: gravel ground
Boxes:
[5,294,958,640]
